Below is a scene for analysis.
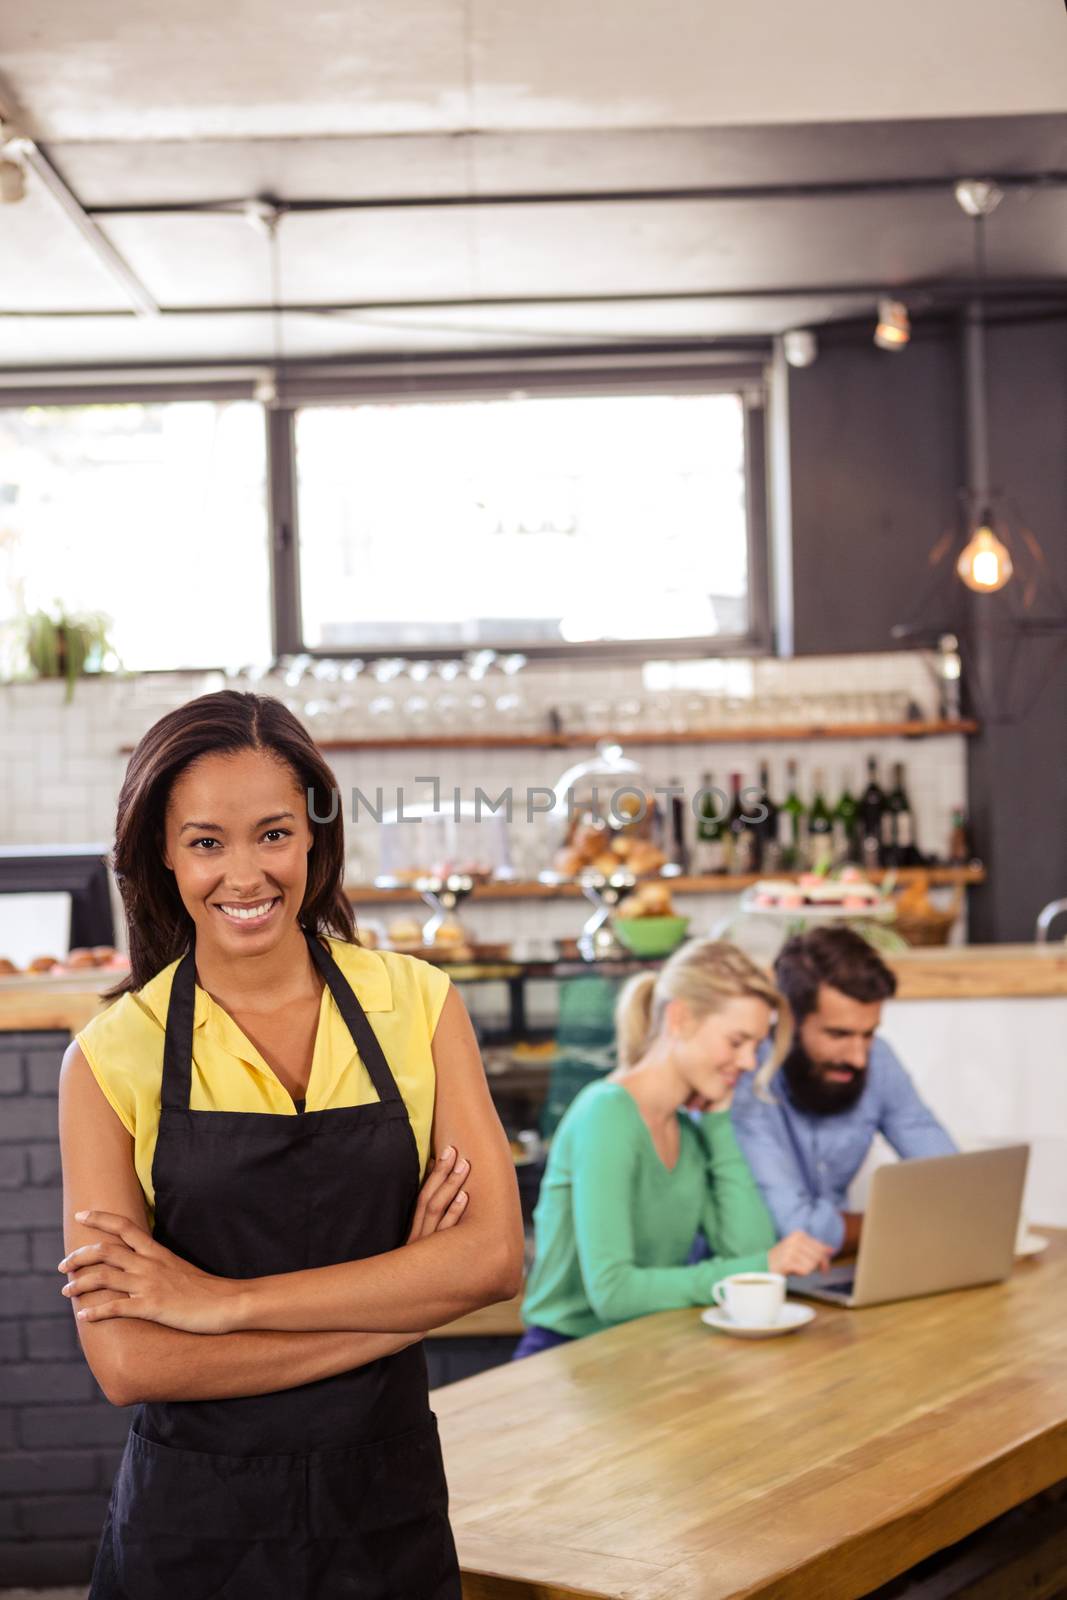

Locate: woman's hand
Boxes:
[407,1145,471,1243]
[767,1230,833,1277]
[61,1154,473,1332]
[59,1211,242,1334]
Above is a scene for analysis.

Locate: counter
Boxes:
[4,943,1066,1228]
[3,943,1067,1030]
[436,1232,1067,1600]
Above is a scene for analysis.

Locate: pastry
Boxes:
[553,846,584,877]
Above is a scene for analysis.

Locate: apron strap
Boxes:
[305,928,403,1106]
[160,944,196,1111]
[160,929,404,1111]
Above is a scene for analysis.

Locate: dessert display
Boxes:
[552,820,668,881]
[743,868,893,920]
[0,947,131,978]
[385,916,429,952]
[376,801,513,886]
[543,743,675,889]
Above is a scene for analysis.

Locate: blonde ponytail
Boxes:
[613,938,791,1095]
[614,971,658,1070]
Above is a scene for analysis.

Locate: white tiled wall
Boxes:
[0,652,969,958]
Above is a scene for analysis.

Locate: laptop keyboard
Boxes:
[791,1270,855,1294]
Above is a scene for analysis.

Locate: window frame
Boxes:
[278,363,772,662]
[0,357,773,666]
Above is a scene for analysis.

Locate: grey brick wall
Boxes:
[0,1031,131,1588]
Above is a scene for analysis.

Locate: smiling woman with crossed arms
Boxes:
[57,690,524,1600]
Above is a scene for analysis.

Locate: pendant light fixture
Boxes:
[956,182,1013,595]
[956,522,1013,593]
[891,180,1067,723]
[245,197,285,407]
[874,298,910,351]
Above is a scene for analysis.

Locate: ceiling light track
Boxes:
[1,276,1065,322]
[0,111,159,316]
[80,169,1067,218]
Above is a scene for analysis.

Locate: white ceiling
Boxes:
[0,0,1065,372]
[4,0,1065,141]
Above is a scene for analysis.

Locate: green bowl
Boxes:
[612,915,690,958]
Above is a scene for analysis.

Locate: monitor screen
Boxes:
[0,846,116,951]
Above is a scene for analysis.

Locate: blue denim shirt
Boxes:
[730,1036,957,1251]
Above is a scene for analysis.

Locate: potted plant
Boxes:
[18,604,120,702]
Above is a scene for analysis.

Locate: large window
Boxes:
[0,401,269,674]
[295,388,758,653]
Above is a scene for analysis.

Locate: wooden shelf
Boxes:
[119,720,978,756]
[310,719,978,751]
[346,865,985,904]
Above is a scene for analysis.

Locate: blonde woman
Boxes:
[516,940,832,1357]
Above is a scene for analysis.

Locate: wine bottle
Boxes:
[727,772,758,876]
[948,807,972,866]
[833,772,860,866]
[666,774,689,874]
[753,760,777,872]
[808,768,834,872]
[860,756,885,871]
[695,771,727,875]
[776,758,807,871]
[884,762,916,867]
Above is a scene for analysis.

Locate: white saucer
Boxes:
[701,1301,816,1339]
[1015,1231,1050,1259]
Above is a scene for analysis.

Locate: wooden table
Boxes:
[435,1231,1067,1600]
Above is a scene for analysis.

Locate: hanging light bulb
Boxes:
[874,298,910,351]
[956,516,1013,593]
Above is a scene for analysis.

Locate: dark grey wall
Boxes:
[967,320,1067,942]
[786,317,1067,940]
[789,326,963,656]
[0,1032,132,1589]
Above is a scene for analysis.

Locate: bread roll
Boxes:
[553,846,584,878]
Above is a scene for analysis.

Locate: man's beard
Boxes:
[781,1044,867,1117]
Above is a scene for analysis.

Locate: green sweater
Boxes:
[522,1080,776,1338]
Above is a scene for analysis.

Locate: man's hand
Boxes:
[768,1230,833,1277]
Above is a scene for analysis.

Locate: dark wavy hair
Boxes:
[773,925,897,1024]
[103,691,355,998]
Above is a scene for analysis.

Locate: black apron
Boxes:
[88,927,461,1600]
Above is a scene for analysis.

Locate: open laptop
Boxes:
[788,1144,1030,1308]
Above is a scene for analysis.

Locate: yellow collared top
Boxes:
[75,938,451,1226]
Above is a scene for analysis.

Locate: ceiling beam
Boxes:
[2,277,1065,320]
[82,170,1067,218]
[0,87,161,316]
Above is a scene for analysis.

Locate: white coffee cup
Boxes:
[711,1272,786,1327]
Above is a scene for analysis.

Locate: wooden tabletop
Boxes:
[436,1231,1067,1600]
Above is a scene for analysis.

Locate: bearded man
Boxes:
[730,926,956,1255]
